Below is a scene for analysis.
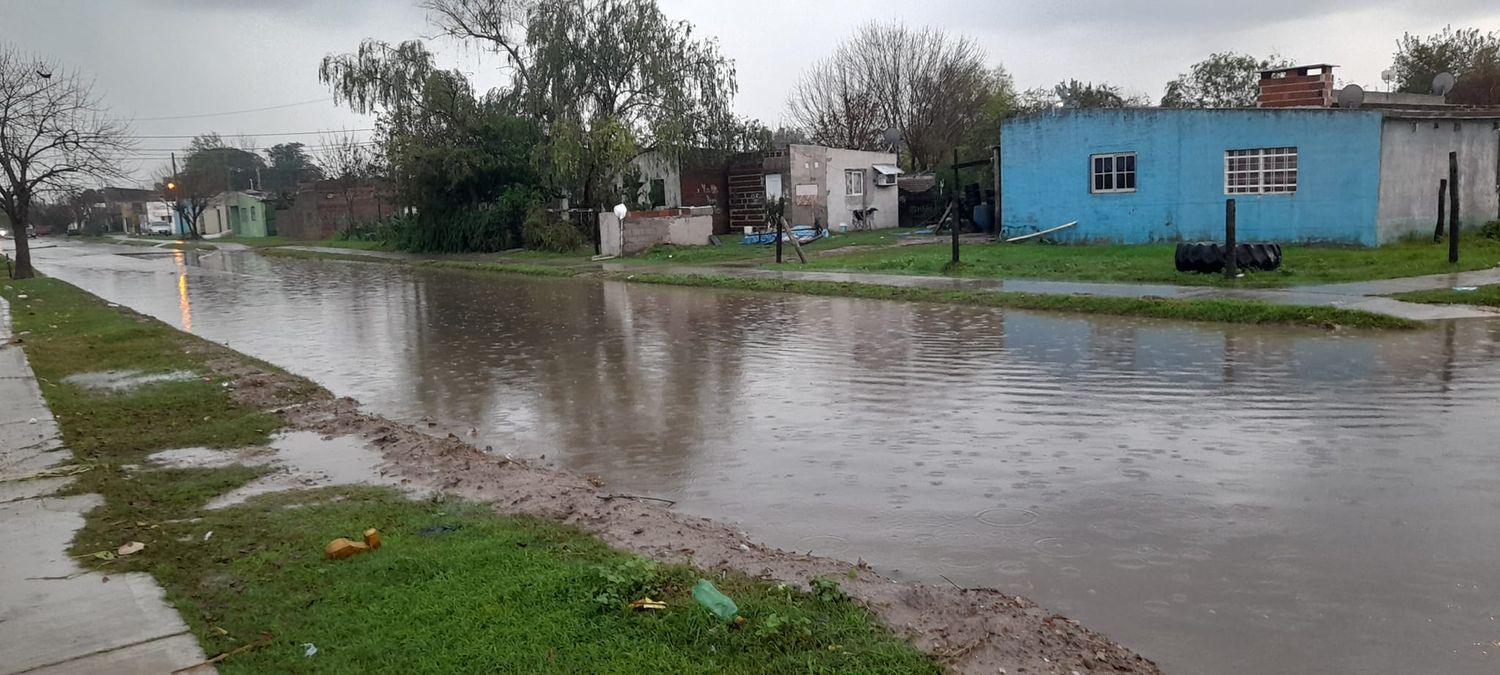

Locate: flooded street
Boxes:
[24,241,1500,674]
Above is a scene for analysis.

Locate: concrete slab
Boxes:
[26,634,208,675]
[0,496,204,675]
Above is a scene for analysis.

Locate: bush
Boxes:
[1481,220,1500,241]
[381,187,538,253]
[521,206,587,253]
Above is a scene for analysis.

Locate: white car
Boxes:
[0,225,36,238]
[146,222,174,236]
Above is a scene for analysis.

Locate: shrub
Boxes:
[521,206,587,253]
[1481,220,1500,241]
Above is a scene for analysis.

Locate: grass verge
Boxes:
[620,273,1422,329]
[0,278,934,674]
[257,247,402,263]
[798,237,1500,288]
[1392,284,1500,307]
[417,260,581,277]
[220,236,391,250]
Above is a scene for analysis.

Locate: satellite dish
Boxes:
[1433,72,1456,97]
[1337,84,1365,109]
[881,127,902,148]
[1380,69,1395,85]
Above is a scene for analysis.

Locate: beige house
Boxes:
[767,145,902,231]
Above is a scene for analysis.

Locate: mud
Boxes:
[195,353,1158,673]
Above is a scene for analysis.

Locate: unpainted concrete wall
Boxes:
[1376,118,1500,243]
[783,145,899,230]
[1002,108,1385,245]
[598,208,714,257]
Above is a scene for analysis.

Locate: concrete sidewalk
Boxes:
[0,297,209,675]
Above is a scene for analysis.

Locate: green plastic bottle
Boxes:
[692,579,739,622]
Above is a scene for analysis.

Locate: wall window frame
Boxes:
[1090,152,1137,194]
[1225,147,1298,195]
[845,169,866,197]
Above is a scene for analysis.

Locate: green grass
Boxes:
[257,248,401,263]
[621,273,1422,329]
[799,238,1500,288]
[222,236,391,251]
[418,260,581,277]
[1,277,935,674]
[1393,284,1500,307]
[630,229,904,266]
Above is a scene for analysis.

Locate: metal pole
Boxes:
[1224,199,1237,279]
[951,148,960,266]
[170,152,180,236]
[1449,151,1460,264]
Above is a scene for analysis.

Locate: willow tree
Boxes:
[0,46,128,278]
[422,0,737,208]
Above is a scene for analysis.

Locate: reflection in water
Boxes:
[31,243,1500,675]
[175,251,192,333]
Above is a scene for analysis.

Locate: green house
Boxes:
[201,191,272,238]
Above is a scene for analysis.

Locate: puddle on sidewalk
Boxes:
[63,370,198,392]
[148,431,418,508]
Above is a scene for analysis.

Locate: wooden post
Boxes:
[775,217,784,264]
[992,144,1002,240]
[1434,179,1447,243]
[1449,151,1459,264]
[782,217,808,264]
[951,148,961,267]
[1224,199,1237,279]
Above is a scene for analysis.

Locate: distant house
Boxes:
[275,179,394,240]
[1001,64,1500,246]
[763,145,902,231]
[191,191,270,238]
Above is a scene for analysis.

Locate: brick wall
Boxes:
[277,181,395,240]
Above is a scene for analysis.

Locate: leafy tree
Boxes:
[423,0,738,208]
[1391,25,1500,103]
[785,22,1003,171]
[262,142,323,205]
[1052,79,1141,109]
[0,45,129,278]
[180,132,266,193]
[1162,52,1293,108]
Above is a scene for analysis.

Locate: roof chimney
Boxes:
[1258,64,1337,108]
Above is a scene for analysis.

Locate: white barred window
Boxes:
[1225,147,1297,194]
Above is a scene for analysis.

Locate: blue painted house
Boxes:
[1001,107,1500,246]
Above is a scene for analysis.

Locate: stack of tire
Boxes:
[1175,242,1282,274]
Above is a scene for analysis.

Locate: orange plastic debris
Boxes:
[363,528,381,550]
[324,538,370,560]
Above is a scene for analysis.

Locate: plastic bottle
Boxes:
[691,579,739,622]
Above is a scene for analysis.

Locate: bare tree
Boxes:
[784,22,1001,171]
[0,46,129,278]
[318,131,377,235]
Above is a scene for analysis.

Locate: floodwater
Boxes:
[24,241,1500,674]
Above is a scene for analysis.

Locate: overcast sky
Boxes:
[2,0,1497,184]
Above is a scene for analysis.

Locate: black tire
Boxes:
[1176,241,1282,274]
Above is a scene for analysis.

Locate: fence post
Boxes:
[1224,199,1237,279]
[951,148,961,267]
[1449,152,1460,264]
[1434,179,1447,243]
[775,218,784,264]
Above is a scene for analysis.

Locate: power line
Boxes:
[124,128,376,140]
[128,97,339,121]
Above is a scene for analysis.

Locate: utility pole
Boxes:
[951,148,961,267]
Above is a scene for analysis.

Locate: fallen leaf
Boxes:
[117,541,145,556]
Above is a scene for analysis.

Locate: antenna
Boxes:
[1337,84,1365,109]
[1432,72,1456,97]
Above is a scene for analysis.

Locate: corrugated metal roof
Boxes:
[872,164,904,176]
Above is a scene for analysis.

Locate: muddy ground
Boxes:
[196,336,1162,674]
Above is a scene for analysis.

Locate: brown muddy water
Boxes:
[26,242,1500,674]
